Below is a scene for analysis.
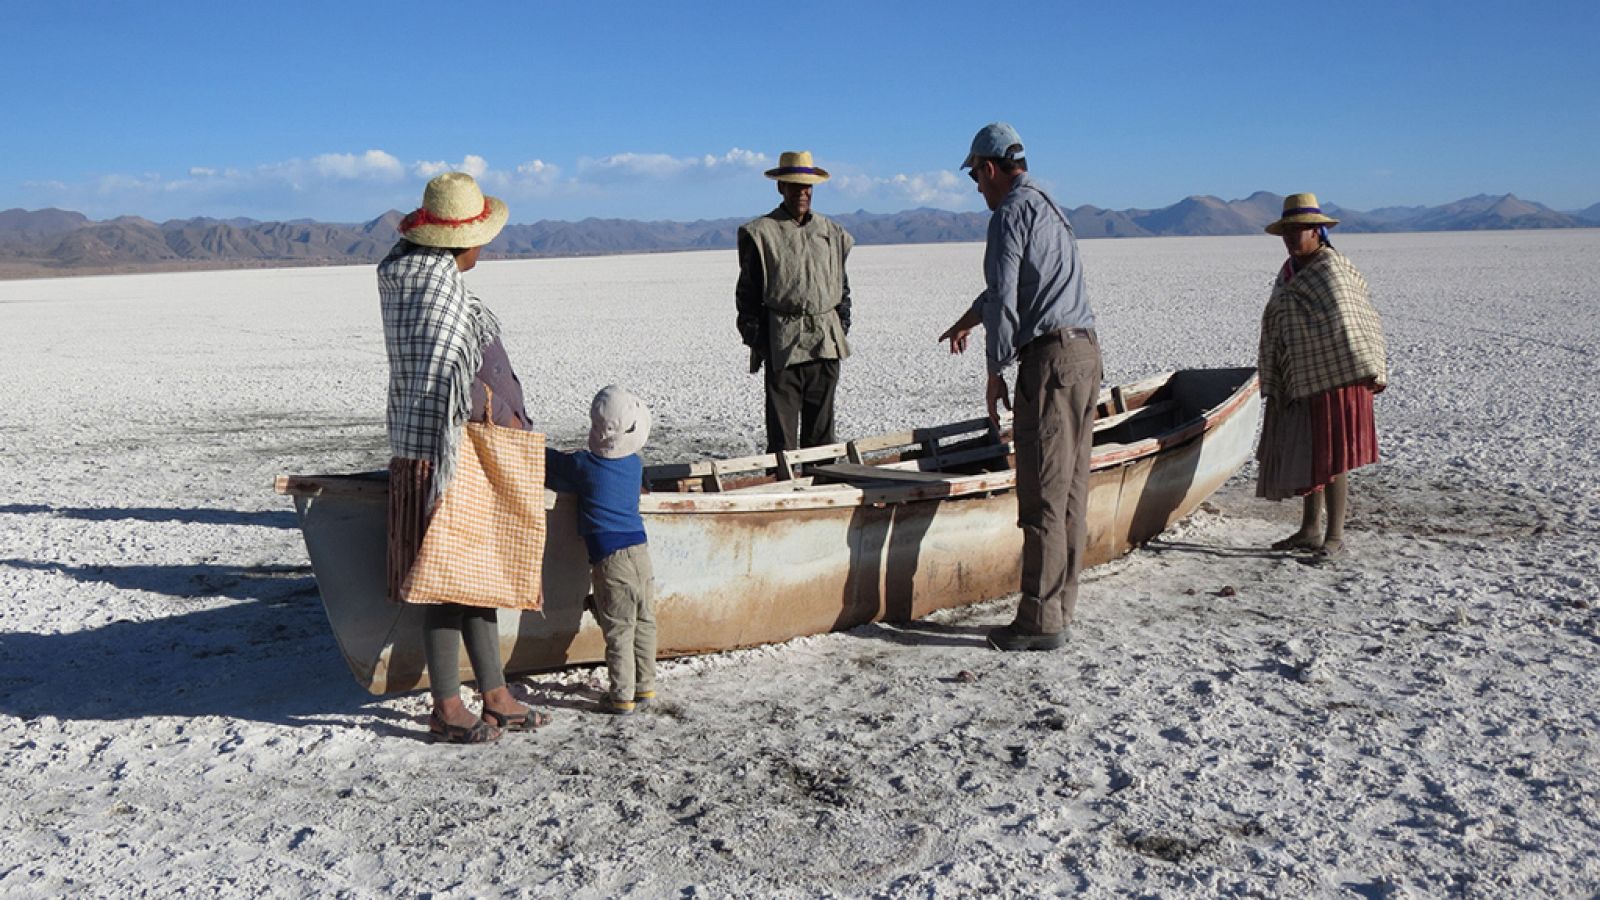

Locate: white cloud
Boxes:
[830,170,974,211]
[703,147,768,170]
[580,152,685,180]
[577,147,769,182]
[499,159,562,190]
[310,150,406,180]
[16,147,974,221]
[414,154,489,179]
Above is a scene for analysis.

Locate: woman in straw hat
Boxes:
[378,171,549,743]
[1256,193,1388,559]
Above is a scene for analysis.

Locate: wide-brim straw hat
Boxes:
[1265,192,1339,235]
[588,385,651,459]
[764,150,830,185]
[398,172,509,249]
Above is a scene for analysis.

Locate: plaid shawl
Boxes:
[1258,247,1387,401]
[378,241,502,503]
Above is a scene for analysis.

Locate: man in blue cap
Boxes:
[939,122,1103,651]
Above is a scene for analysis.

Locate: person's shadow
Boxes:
[0,507,389,729]
[840,488,990,649]
[0,503,298,529]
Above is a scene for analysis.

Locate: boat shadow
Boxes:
[0,558,385,727]
[0,503,298,529]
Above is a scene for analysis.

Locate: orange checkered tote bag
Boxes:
[401,407,546,611]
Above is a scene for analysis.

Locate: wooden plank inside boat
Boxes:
[812,463,958,485]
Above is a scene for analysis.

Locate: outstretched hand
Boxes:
[939,307,982,355]
[938,323,972,354]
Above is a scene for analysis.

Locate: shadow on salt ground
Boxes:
[1,558,319,602]
[1141,536,1295,561]
[0,503,297,529]
[847,619,989,649]
[523,679,610,714]
[1340,880,1402,900]
[0,564,386,728]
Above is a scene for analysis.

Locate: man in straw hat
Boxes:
[939,122,1102,652]
[735,150,855,453]
[379,171,549,742]
[1256,192,1386,560]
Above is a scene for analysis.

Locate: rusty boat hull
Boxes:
[279,367,1259,694]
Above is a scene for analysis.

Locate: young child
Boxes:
[544,385,656,715]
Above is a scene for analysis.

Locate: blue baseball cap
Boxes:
[961,122,1025,169]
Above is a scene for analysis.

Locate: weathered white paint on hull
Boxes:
[284,368,1259,694]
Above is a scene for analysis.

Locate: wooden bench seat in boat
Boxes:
[811,462,960,486]
[1092,399,1177,434]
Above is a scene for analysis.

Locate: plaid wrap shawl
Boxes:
[378,241,502,504]
[1258,247,1387,401]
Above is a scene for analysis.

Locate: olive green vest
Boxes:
[740,209,853,370]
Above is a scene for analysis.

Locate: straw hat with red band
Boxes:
[398,172,509,249]
[763,150,831,185]
[1265,192,1340,235]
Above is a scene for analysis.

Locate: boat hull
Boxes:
[284,368,1259,693]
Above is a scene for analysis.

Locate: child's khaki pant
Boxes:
[591,543,656,704]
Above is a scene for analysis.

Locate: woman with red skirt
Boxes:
[1256,193,1388,559]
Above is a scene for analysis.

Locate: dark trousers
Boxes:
[764,358,840,453]
[1012,330,1102,634]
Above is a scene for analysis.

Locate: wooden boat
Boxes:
[277,367,1258,694]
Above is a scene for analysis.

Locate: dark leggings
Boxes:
[424,603,507,700]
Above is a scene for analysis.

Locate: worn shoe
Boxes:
[986,625,1066,652]
[428,713,500,744]
[599,698,636,716]
[633,691,656,709]
[482,706,552,732]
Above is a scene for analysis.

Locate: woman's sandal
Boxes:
[1310,539,1346,561]
[428,713,500,744]
[482,706,552,732]
[1270,534,1322,552]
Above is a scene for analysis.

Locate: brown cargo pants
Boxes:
[1011,329,1103,635]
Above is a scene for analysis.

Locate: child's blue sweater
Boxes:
[544,448,647,563]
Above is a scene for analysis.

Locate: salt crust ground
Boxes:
[1,231,1597,898]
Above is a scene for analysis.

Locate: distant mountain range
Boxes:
[2,191,1595,278]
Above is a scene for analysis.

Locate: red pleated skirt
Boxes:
[1257,383,1379,499]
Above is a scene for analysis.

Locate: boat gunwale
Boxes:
[275,369,1259,515]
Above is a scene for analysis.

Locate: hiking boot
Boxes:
[986,625,1066,652]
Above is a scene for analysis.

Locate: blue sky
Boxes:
[4,1,1595,224]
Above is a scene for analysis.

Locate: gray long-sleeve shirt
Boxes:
[967,172,1096,376]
